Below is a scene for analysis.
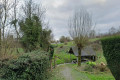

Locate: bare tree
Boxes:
[0,4,2,56]
[10,0,21,53]
[109,27,117,35]
[1,0,13,41]
[68,8,93,66]
[117,26,120,34]
[11,0,20,39]
[0,0,14,55]
[22,0,45,20]
[89,30,96,38]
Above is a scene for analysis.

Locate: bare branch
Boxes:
[69,8,93,46]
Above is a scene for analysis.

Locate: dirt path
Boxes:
[60,66,73,80]
[59,64,90,80]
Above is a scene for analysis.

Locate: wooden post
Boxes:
[50,59,52,71]
[94,56,96,61]
[70,53,71,62]
[54,56,56,68]
[0,29,1,56]
[0,7,1,56]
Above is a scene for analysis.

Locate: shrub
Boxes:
[91,43,102,51]
[86,61,96,67]
[84,65,93,72]
[55,58,64,65]
[0,50,50,80]
[64,42,67,45]
[51,44,58,48]
[101,36,120,80]
[96,62,106,72]
[54,52,76,65]
[60,46,63,48]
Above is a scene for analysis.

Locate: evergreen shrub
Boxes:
[0,50,50,80]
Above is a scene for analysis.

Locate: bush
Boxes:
[55,58,64,65]
[84,65,93,72]
[86,61,96,67]
[95,62,106,72]
[101,36,120,80]
[0,50,50,80]
[51,44,58,48]
[59,46,63,48]
[64,42,67,45]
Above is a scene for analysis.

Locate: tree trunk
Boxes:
[0,29,1,56]
[54,56,56,68]
[78,46,82,66]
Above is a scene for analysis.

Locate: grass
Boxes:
[52,41,77,65]
[53,52,76,65]
[52,41,75,48]
[64,41,75,47]
[52,37,99,48]
[85,73,115,80]
[49,65,65,80]
[89,38,100,42]
[69,64,115,80]
[50,64,115,80]
[50,38,115,80]
[51,37,116,79]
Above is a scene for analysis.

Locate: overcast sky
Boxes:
[30,0,120,40]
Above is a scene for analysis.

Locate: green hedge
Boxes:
[0,50,50,80]
[101,36,120,80]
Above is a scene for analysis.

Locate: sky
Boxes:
[35,0,120,40]
[4,0,120,40]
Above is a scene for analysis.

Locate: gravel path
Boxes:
[60,66,73,80]
[59,64,90,80]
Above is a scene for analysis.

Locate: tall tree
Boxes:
[11,0,20,39]
[68,9,93,66]
[19,0,52,52]
[0,4,2,56]
[19,15,42,52]
[10,0,21,53]
[1,0,13,41]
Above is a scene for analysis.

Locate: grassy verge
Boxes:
[49,66,65,80]
[50,64,115,80]
[67,64,115,80]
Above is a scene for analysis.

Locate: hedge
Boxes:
[0,50,50,80]
[101,36,120,80]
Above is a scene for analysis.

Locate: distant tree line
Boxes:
[59,36,71,43]
[96,26,120,38]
